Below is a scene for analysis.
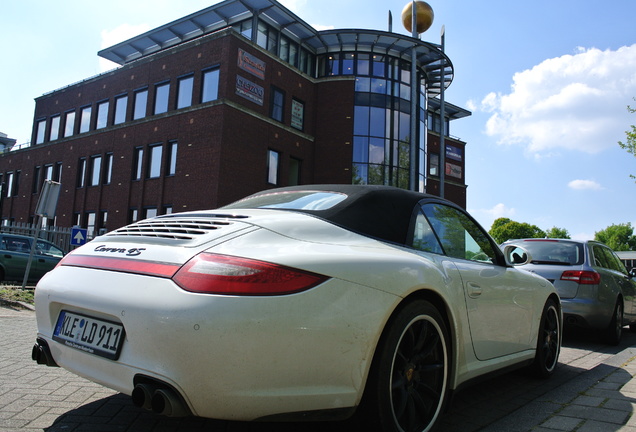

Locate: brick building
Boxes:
[0,0,469,236]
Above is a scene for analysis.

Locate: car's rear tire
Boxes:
[531,298,560,378]
[360,300,449,432]
[603,300,623,346]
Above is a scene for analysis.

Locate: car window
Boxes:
[592,245,612,269]
[223,191,347,210]
[510,240,583,265]
[411,212,444,254]
[3,236,31,253]
[422,203,498,263]
[36,241,64,258]
[597,245,627,274]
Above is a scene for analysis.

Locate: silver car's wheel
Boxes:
[363,300,449,432]
[604,300,623,346]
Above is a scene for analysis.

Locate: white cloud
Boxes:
[568,179,603,190]
[469,203,516,230]
[482,44,636,156]
[99,23,151,71]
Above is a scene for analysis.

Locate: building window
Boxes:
[280,35,290,62]
[257,21,278,54]
[32,166,41,194]
[154,82,170,115]
[270,87,284,122]
[44,165,53,182]
[202,68,219,103]
[96,101,109,129]
[104,153,113,184]
[114,95,128,125]
[289,158,301,186]
[133,147,144,180]
[64,111,75,137]
[77,158,87,187]
[299,48,314,76]
[79,106,91,133]
[166,141,177,176]
[429,153,439,176]
[50,115,60,141]
[129,208,138,223]
[54,162,63,183]
[100,211,108,234]
[342,53,355,75]
[163,205,173,215]
[35,119,46,144]
[235,19,252,39]
[177,75,194,109]
[148,144,163,178]
[6,172,14,197]
[267,150,280,185]
[133,89,148,120]
[90,155,102,186]
[144,207,158,219]
[86,212,96,236]
[12,171,20,197]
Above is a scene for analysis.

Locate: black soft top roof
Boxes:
[229,184,440,245]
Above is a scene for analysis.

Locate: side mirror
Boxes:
[503,245,532,266]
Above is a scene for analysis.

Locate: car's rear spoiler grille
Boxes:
[106,218,235,240]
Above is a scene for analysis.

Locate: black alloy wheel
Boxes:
[532,298,561,377]
[363,300,449,432]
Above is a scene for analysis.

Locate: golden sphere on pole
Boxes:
[401,1,434,34]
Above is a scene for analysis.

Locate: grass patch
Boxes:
[0,286,35,304]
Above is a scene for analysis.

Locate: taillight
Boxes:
[172,253,329,296]
[560,270,601,285]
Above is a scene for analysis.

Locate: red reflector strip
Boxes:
[60,254,180,278]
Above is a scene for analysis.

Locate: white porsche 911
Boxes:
[33,185,561,432]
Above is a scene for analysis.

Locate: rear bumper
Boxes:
[33,265,397,421]
[561,298,613,329]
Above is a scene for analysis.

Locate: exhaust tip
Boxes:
[32,338,59,367]
[151,388,189,417]
[131,384,155,410]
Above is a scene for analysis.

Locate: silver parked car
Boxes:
[501,238,636,345]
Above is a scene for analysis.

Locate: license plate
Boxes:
[53,311,125,360]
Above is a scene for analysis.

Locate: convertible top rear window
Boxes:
[223,191,347,211]
[222,185,428,245]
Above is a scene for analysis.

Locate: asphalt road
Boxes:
[2,304,636,432]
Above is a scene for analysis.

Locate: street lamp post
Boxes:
[401,1,433,192]
[409,1,419,191]
[439,25,446,198]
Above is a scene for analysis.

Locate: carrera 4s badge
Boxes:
[94,245,146,256]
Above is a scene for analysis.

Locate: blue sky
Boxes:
[1,0,635,239]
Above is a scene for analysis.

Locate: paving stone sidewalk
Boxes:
[3,304,636,431]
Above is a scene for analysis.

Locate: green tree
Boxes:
[619,99,636,181]
[594,223,636,251]
[488,218,546,244]
[545,226,570,239]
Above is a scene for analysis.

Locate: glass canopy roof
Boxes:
[98,0,453,97]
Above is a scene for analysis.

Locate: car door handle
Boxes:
[467,282,482,298]
[4,254,12,259]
